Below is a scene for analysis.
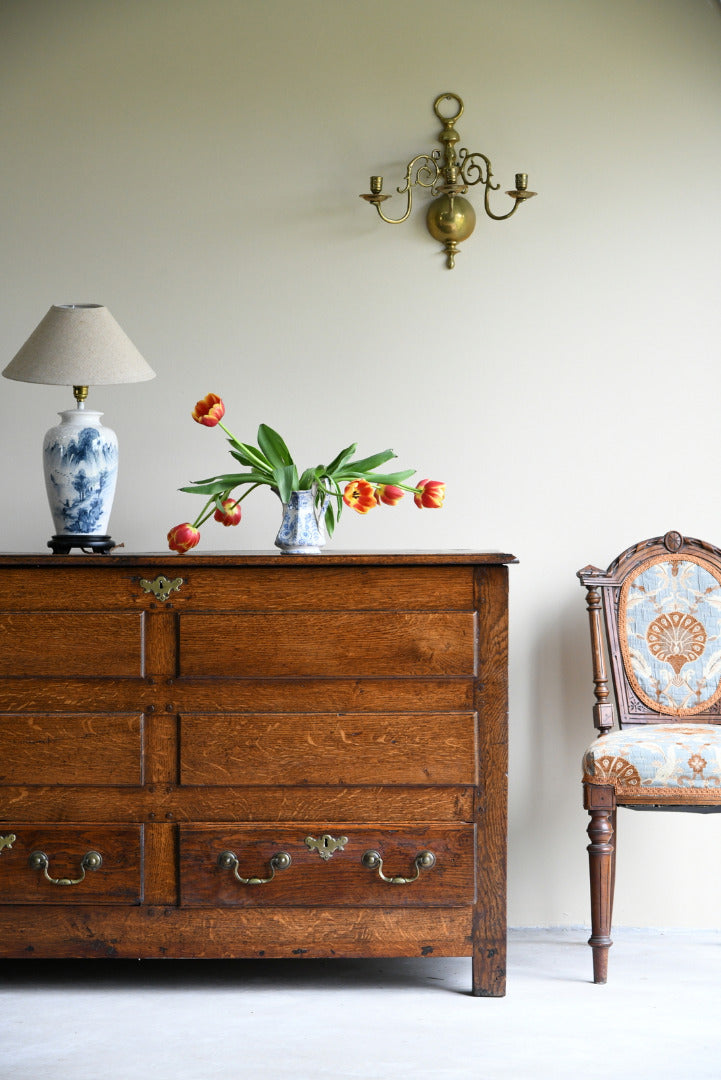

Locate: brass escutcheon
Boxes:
[305,834,348,861]
[139,575,184,602]
[0,834,16,853]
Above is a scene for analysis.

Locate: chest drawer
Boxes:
[179,824,475,908]
[0,825,143,904]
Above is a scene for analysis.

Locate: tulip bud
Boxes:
[376,484,404,506]
[167,522,201,552]
[413,479,445,509]
[214,498,242,526]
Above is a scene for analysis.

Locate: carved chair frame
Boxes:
[577,530,721,982]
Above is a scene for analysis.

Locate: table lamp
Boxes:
[3,303,155,553]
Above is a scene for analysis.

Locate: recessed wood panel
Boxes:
[173,565,475,612]
[180,713,477,786]
[179,824,475,908]
[0,713,143,785]
[0,613,144,677]
[178,612,476,678]
[0,825,143,904]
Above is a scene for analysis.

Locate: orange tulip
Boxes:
[192,393,225,427]
[213,499,242,526]
[413,479,445,509]
[167,522,201,552]
[343,479,378,514]
[376,484,404,506]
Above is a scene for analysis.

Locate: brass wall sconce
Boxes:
[360,92,536,269]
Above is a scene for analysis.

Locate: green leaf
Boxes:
[356,469,416,485]
[228,442,273,472]
[325,501,336,538]
[298,467,319,490]
[339,449,397,475]
[180,471,271,495]
[324,442,357,476]
[275,463,299,504]
[326,475,344,525]
[180,480,231,496]
[258,424,294,468]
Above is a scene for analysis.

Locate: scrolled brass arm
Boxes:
[457,151,532,221]
[217,849,291,886]
[360,154,440,224]
[28,849,103,886]
[458,149,493,189]
[361,848,436,885]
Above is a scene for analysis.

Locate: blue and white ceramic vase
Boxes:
[43,409,119,537]
[274,489,328,554]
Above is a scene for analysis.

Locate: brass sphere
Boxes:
[426,194,476,244]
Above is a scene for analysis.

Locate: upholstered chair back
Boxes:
[578,530,721,731]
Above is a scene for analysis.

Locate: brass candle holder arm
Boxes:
[360,153,440,224]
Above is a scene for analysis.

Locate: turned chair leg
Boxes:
[584,784,616,984]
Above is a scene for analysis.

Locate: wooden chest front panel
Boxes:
[0,552,511,994]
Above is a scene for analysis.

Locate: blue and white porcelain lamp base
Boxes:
[43,406,119,554]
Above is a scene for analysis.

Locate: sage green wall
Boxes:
[2,0,721,928]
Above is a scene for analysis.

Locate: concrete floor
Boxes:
[1,928,719,1080]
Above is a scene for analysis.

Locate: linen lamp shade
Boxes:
[3,303,155,386]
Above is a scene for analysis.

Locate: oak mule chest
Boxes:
[0,551,513,996]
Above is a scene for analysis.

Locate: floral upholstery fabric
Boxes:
[620,555,721,716]
[583,724,721,802]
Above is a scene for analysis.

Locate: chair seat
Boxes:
[583,724,721,802]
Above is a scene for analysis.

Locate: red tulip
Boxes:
[376,484,404,506]
[213,498,242,526]
[343,479,378,514]
[192,393,225,427]
[413,479,445,509]
[167,522,201,552]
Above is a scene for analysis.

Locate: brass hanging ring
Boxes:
[433,93,464,124]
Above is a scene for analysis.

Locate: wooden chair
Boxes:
[578,530,721,982]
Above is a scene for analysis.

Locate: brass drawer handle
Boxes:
[217,849,291,886]
[28,850,103,886]
[361,848,436,885]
